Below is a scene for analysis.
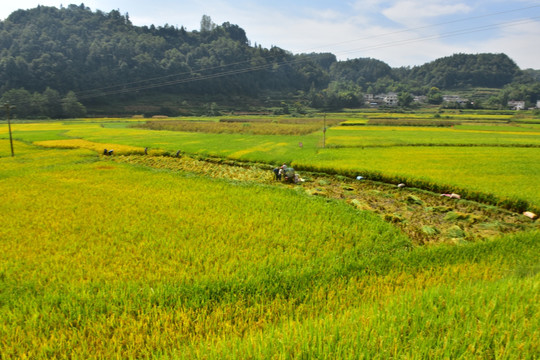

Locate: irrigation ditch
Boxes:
[108,153,539,245]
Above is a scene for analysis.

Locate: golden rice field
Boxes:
[0,143,538,358]
[296,146,540,212]
[137,117,343,136]
[0,111,539,358]
[3,115,537,211]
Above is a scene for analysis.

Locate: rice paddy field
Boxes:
[4,112,539,210]
[0,110,539,358]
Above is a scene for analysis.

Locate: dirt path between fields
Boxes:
[109,154,538,244]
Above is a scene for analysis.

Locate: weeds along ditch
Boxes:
[0,143,538,358]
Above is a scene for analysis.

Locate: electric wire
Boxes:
[75,6,540,99]
[78,3,540,96]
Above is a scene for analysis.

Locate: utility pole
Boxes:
[3,103,15,157]
[322,112,326,148]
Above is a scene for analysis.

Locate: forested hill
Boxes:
[0,5,329,97]
[402,53,522,89]
[0,4,536,116]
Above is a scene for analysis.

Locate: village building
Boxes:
[364,94,383,107]
[508,100,526,110]
[364,93,399,107]
[442,95,468,106]
[383,93,398,106]
[413,95,427,104]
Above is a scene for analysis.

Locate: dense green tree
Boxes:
[523,69,540,82]
[61,90,86,118]
[330,58,393,86]
[308,80,363,110]
[0,88,34,118]
[0,87,85,118]
[404,53,521,89]
[427,87,443,105]
[200,15,216,33]
[398,91,413,107]
[42,87,63,118]
[0,5,537,115]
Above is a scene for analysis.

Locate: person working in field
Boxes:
[273,166,281,180]
[273,164,303,183]
[272,164,287,181]
[283,167,295,183]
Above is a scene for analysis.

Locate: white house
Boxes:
[536,100,540,109]
[384,93,398,106]
[413,95,427,104]
[508,100,525,110]
[443,95,468,106]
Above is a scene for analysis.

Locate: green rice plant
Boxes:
[292,146,540,211]
[326,125,540,147]
[0,145,538,358]
[34,138,147,155]
[367,118,458,127]
[3,117,539,211]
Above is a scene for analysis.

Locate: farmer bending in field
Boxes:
[273,164,288,181]
[273,167,281,180]
[280,164,288,180]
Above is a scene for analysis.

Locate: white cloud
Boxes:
[303,8,343,22]
[0,0,60,19]
[382,1,472,26]
[474,19,540,69]
[1,0,538,69]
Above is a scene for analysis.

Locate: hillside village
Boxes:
[365,92,540,110]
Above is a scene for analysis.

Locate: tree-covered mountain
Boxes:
[0,5,326,97]
[401,53,522,89]
[0,4,538,117]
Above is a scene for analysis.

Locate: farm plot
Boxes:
[0,145,538,359]
[3,115,540,210]
[111,153,538,243]
[326,125,540,147]
[294,146,540,210]
[136,117,342,136]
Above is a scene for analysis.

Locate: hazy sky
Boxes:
[1,0,539,69]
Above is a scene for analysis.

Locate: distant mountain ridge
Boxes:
[404,53,522,89]
[0,5,537,115]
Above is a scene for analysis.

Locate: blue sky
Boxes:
[1,0,539,69]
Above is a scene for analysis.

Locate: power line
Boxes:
[79,4,539,97]
[335,16,540,57]
[75,6,540,99]
[297,4,540,54]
